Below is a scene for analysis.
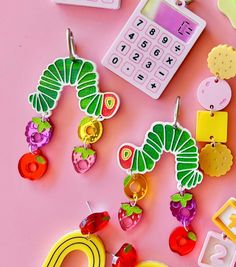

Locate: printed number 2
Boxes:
[210,244,227,265]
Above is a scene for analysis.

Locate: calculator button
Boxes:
[147,79,160,93]
[163,54,176,68]
[155,67,169,81]
[150,46,164,60]
[142,58,156,72]
[130,50,143,64]
[158,33,172,47]
[117,41,131,56]
[171,42,185,56]
[121,62,135,77]
[125,29,139,43]
[138,37,151,52]
[108,54,122,68]
[146,25,159,39]
[134,71,148,84]
[133,17,147,31]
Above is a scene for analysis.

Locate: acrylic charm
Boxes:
[200,143,233,177]
[118,202,143,231]
[207,45,236,80]
[170,192,196,226]
[198,231,236,267]
[19,28,120,179]
[169,226,197,256]
[197,77,232,111]
[218,0,236,29]
[212,198,236,243]
[18,151,48,180]
[112,243,138,267]
[42,230,106,267]
[102,0,206,99]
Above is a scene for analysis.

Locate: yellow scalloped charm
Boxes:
[207,45,236,79]
[136,261,169,267]
[199,143,233,177]
[218,0,236,29]
[42,231,106,267]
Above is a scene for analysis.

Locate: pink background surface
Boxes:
[0,0,236,266]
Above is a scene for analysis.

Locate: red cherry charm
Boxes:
[112,243,138,267]
[79,211,110,235]
[169,226,197,256]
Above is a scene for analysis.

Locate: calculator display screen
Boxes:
[142,1,198,43]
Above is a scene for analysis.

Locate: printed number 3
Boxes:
[210,244,227,265]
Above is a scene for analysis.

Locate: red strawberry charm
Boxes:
[118,203,143,231]
[112,243,138,267]
[169,226,197,256]
[72,146,96,174]
[79,211,110,235]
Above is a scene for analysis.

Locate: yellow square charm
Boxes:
[212,198,236,243]
[196,111,228,143]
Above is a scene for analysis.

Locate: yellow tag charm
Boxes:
[200,143,233,177]
[218,0,236,29]
[207,45,236,80]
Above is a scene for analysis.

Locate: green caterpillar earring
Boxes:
[18,29,120,180]
[117,97,203,256]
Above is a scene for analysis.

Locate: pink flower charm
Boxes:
[72,146,96,174]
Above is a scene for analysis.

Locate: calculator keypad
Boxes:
[103,14,188,99]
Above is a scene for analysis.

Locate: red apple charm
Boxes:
[112,243,138,267]
[169,226,197,256]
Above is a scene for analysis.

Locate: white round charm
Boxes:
[197,77,232,111]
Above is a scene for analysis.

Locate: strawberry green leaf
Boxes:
[133,206,142,214]
[121,203,131,211]
[38,123,46,133]
[188,231,197,241]
[171,194,182,202]
[124,175,132,187]
[180,199,188,208]
[86,149,95,156]
[36,156,46,164]
[126,208,134,217]
[32,117,42,125]
[124,244,132,253]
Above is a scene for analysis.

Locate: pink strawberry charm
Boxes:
[72,146,96,174]
[118,203,143,231]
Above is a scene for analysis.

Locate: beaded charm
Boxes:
[18,29,120,180]
[117,97,203,255]
[196,45,235,177]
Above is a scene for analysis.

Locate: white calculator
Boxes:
[102,0,206,99]
[55,0,121,9]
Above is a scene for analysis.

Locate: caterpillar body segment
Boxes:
[28,57,120,119]
[118,122,203,189]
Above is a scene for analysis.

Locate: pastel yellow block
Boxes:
[196,111,228,143]
[207,45,236,79]
[142,0,160,20]
[136,261,169,267]
[218,0,236,29]
[42,231,106,267]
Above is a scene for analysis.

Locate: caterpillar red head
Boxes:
[118,144,136,170]
[101,93,120,119]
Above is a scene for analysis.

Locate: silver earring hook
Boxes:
[67,28,76,61]
[173,96,181,128]
[86,201,93,214]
